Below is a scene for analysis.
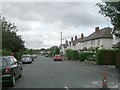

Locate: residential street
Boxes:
[3,55,116,89]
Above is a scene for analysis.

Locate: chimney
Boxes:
[81,33,84,39]
[71,37,73,42]
[95,27,99,32]
[75,36,77,40]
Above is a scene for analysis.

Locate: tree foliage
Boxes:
[1,16,25,52]
[50,46,60,56]
[97,2,120,28]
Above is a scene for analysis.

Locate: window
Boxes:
[9,57,16,65]
[1,58,8,66]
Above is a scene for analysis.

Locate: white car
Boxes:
[21,55,32,64]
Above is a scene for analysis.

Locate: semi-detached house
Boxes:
[66,27,113,51]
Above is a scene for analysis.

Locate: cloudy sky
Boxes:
[2,1,113,49]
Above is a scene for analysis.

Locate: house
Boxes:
[112,27,120,48]
[66,27,113,52]
[112,27,120,68]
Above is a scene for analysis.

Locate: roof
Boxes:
[73,37,85,45]
[84,27,112,41]
[73,27,112,45]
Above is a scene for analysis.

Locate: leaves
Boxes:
[97,2,120,28]
[1,16,25,52]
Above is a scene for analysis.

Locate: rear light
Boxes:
[5,68,11,74]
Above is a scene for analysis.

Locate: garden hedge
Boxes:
[95,49,115,65]
[79,52,95,61]
[66,49,79,60]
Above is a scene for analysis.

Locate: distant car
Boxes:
[53,54,62,61]
[45,54,48,57]
[0,56,22,87]
[21,55,32,64]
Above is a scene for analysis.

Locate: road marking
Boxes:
[64,86,69,90]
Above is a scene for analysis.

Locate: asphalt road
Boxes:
[10,55,118,88]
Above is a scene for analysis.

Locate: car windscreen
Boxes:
[22,56,31,60]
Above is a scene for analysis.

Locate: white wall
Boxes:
[101,38,113,49]
[74,38,113,50]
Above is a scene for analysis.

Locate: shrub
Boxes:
[79,52,95,61]
[79,53,86,61]
[86,55,96,61]
[96,49,115,65]
[66,49,79,60]
[72,50,79,60]
[14,51,25,60]
[2,49,12,56]
[66,49,73,60]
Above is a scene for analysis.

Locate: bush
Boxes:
[79,53,86,61]
[66,49,79,60]
[14,51,25,60]
[79,52,95,61]
[2,49,25,61]
[72,50,79,60]
[2,49,12,56]
[96,49,115,65]
[86,55,96,61]
[66,49,73,60]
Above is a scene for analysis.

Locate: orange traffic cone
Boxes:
[102,77,108,88]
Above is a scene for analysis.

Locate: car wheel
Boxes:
[10,75,16,87]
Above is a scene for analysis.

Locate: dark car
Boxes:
[21,55,32,64]
[45,54,48,57]
[0,56,22,87]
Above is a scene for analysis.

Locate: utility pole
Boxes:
[61,32,62,54]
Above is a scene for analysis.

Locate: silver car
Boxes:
[21,55,32,64]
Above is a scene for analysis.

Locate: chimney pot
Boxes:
[81,33,84,39]
[75,36,77,40]
[95,27,99,32]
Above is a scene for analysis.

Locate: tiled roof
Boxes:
[84,27,112,41]
[73,27,112,45]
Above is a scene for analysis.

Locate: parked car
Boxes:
[53,54,62,61]
[21,55,32,64]
[0,56,22,87]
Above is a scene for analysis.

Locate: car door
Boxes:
[13,57,22,76]
[9,57,19,78]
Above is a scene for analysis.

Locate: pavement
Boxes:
[3,55,119,89]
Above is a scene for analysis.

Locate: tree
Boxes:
[97,2,120,28]
[50,46,60,56]
[1,16,25,52]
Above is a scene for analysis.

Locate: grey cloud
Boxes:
[2,2,106,28]
[2,2,108,49]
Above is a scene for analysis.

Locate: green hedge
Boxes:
[2,49,25,61]
[79,52,95,61]
[96,49,115,65]
[14,51,25,60]
[66,49,79,60]
[2,49,12,56]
